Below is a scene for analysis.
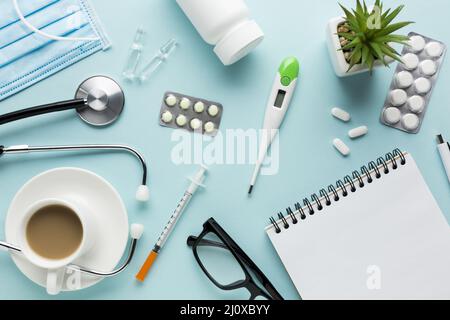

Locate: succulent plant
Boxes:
[338,0,413,73]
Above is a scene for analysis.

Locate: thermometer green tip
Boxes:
[279,57,300,86]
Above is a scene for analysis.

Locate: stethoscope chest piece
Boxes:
[75,76,125,126]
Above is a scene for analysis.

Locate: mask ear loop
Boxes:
[12,0,100,42]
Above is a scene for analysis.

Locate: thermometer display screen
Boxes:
[274,90,286,108]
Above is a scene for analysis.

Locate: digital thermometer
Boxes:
[249,57,300,194]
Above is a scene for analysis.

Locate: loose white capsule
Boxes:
[383,107,401,125]
[333,138,350,157]
[408,35,426,52]
[419,60,437,76]
[407,95,425,114]
[402,53,419,70]
[395,71,414,89]
[348,126,368,139]
[161,111,173,123]
[331,107,351,122]
[165,94,178,107]
[208,105,220,117]
[180,98,191,110]
[402,113,420,131]
[176,115,187,127]
[390,89,408,106]
[414,77,432,95]
[425,42,444,58]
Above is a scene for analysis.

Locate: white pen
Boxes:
[437,135,450,183]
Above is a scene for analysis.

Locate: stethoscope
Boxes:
[0,143,151,277]
[0,76,124,127]
[0,7,141,281]
[0,224,144,277]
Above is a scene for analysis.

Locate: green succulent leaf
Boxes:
[374,21,414,37]
[380,45,403,63]
[369,42,386,65]
[348,44,363,71]
[342,37,361,51]
[337,32,357,40]
[382,5,405,28]
[338,0,414,74]
[381,8,391,21]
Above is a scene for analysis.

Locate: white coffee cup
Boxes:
[18,198,97,295]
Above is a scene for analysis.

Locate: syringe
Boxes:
[136,165,208,282]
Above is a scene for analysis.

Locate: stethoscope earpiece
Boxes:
[131,224,145,240]
[136,185,150,202]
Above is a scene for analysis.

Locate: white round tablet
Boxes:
[414,77,432,95]
[419,60,437,76]
[425,41,444,58]
[401,113,420,131]
[194,101,205,113]
[383,107,401,125]
[165,94,178,107]
[180,98,191,110]
[407,95,425,114]
[402,53,419,70]
[190,118,202,130]
[390,89,408,106]
[395,71,414,88]
[161,111,173,123]
[208,105,220,117]
[176,115,187,127]
[408,35,426,52]
[204,122,216,134]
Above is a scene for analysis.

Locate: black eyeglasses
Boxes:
[187,218,283,300]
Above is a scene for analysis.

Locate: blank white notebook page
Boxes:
[267,154,450,300]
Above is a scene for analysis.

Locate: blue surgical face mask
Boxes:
[0,0,110,101]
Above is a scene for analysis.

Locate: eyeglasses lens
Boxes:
[196,232,246,287]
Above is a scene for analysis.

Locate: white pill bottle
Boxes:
[176,0,264,65]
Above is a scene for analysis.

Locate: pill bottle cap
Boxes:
[214,20,264,66]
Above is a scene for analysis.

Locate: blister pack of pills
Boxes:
[380,32,446,134]
[159,92,223,136]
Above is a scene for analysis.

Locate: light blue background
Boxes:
[1,0,449,300]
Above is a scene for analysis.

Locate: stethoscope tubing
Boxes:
[0,238,138,278]
[0,99,87,126]
[0,144,148,186]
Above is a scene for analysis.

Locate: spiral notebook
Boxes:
[266,150,450,300]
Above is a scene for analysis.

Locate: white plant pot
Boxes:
[326,16,393,77]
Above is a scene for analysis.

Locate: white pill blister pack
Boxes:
[160,92,223,136]
[380,32,446,134]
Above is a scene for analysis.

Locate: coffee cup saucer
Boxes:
[5,168,129,292]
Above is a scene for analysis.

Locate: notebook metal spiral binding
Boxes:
[270,149,407,234]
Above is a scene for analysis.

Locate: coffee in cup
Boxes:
[26,205,84,260]
[19,198,97,295]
